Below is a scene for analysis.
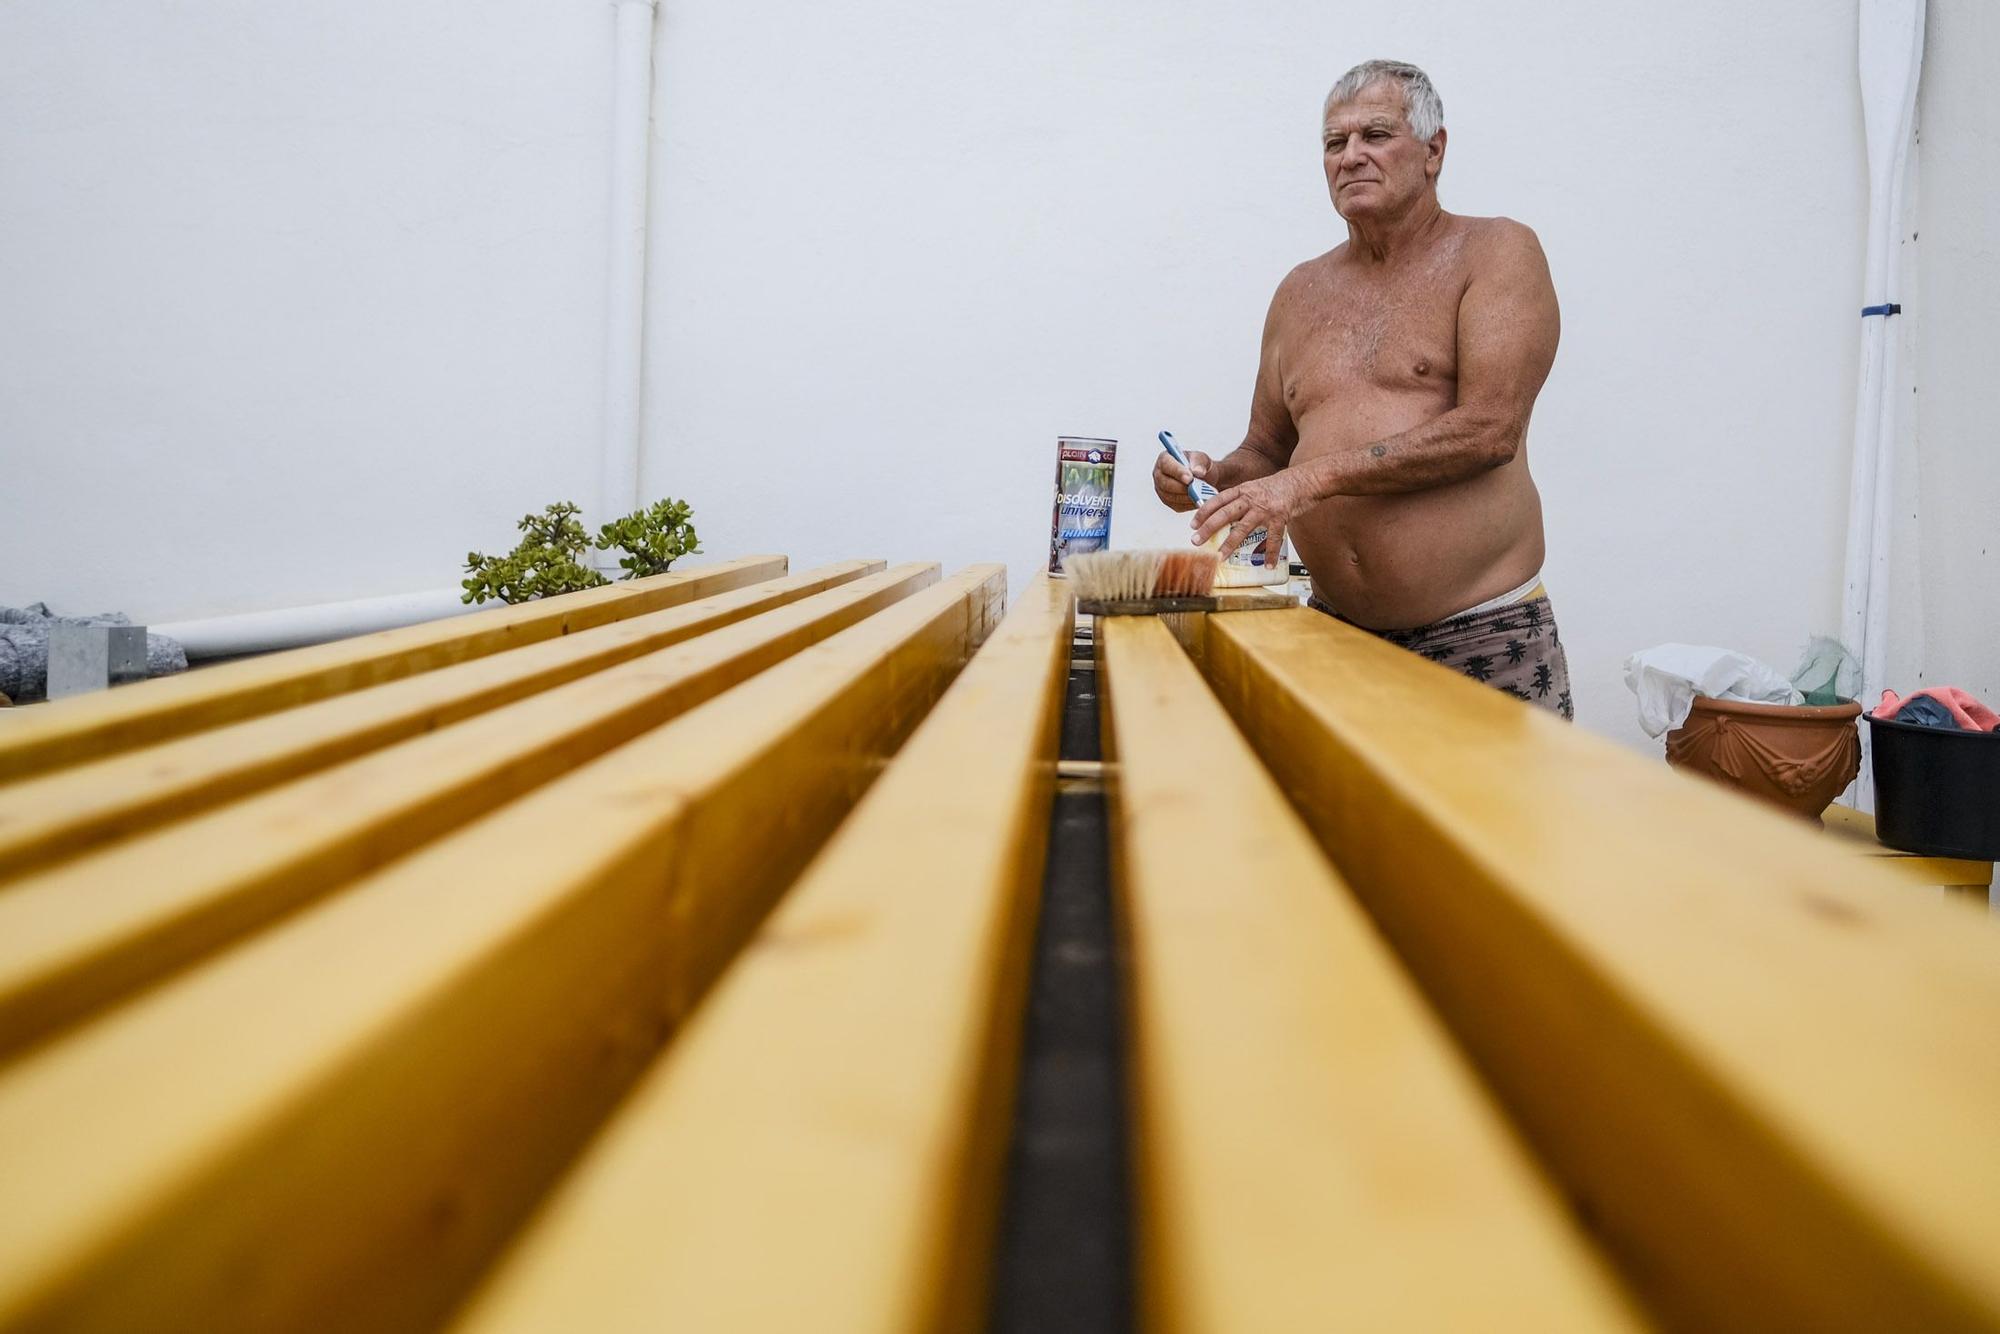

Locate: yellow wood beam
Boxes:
[1821,804,1993,892]
[0,563,931,1060]
[0,565,1005,1333]
[0,561,876,885]
[453,573,1072,1334]
[1200,607,2000,1332]
[1098,616,1640,1332]
[1868,857,1994,894]
[0,555,788,785]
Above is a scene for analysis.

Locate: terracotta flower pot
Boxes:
[1664,696,1862,819]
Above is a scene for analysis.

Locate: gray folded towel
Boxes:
[0,603,188,703]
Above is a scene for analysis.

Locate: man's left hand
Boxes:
[1191,466,1318,563]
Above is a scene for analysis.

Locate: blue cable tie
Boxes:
[1861,303,1902,317]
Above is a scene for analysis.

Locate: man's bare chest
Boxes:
[1278,276,1465,416]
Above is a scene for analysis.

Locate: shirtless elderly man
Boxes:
[1156,59,1570,717]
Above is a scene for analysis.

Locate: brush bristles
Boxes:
[1153,548,1220,597]
[1063,550,1164,603]
[1064,548,1219,603]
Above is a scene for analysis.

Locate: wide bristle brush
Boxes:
[1063,548,1222,615]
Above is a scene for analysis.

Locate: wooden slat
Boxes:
[1098,616,1640,1332]
[0,565,1006,1333]
[0,554,787,784]
[0,563,934,1060]
[452,573,1073,1334]
[1866,857,1994,893]
[0,561,874,884]
[1821,804,1994,891]
[1199,607,2000,1332]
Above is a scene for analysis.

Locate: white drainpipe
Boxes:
[598,0,660,571]
[1842,0,1925,808]
[154,587,483,662]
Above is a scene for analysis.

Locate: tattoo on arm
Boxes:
[1370,444,1387,458]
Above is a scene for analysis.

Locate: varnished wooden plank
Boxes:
[1821,805,1993,889]
[0,563,932,1060]
[1821,802,1900,851]
[0,562,876,884]
[1098,616,1640,1332]
[0,565,1006,1333]
[1868,857,1994,893]
[0,555,788,785]
[1200,607,2000,1332]
[453,573,1072,1334]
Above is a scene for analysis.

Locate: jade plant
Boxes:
[596,497,700,579]
[462,497,702,605]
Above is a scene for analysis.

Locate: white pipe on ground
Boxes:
[1843,0,1925,809]
[154,587,481,661]
[599,0,660,572]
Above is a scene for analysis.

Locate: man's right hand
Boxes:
[1153,447,1213,512]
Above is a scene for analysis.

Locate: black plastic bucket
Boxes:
[1868,715,2000,860]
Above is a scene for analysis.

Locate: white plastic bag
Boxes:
[1623,643,1804,738]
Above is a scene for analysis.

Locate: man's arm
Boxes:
[1314,220,1557,495]
[1190,222,1558,552]
[1153,282,1299,509]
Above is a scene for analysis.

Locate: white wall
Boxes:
[0,2,615,622]
[1,1,1883,749]
[1907,0,2000,706]
[649,0,1866,746]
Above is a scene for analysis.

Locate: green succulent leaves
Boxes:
[460,502,607,606]
[461,498,702,605]
[596,497,700,579]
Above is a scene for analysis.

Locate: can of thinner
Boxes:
[1048,436,1117,575]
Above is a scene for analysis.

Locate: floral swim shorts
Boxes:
[1307,593,1574,721]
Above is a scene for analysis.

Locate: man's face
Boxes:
[1322,81,1443,222]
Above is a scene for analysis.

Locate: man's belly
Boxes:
[1288,442,1548,631]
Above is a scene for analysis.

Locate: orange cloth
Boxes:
[1872,687,2000,732]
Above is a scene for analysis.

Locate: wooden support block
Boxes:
[0,565,1005,1333]
[0,555,788,785]
[1199,608,2000,1332]
[0,563,931,1060]
[0,562,875,884]
[1097,616,1640,1332]
[453,573,1073,1334]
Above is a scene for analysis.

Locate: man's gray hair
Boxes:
[1323,60,1444,141]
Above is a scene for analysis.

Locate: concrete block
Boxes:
[47,623,149,699]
